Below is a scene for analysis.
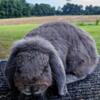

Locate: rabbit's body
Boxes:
[26,22,98,76]
[5,22,98,96]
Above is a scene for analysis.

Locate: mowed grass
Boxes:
[0,23,100,58]
[79,25,100,54]
[0,24,39,58]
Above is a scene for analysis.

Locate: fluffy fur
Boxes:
[5,22,98,96]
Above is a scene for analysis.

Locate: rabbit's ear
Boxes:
[49,51,67,95]
[5,47,18,90]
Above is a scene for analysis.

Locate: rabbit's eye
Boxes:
[16,68,21,74]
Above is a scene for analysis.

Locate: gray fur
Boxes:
[5,22,98,96]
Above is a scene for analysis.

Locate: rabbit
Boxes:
[5,22,99,97]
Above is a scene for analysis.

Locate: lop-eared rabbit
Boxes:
[5,22,98,97]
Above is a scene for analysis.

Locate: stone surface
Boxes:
[0,59,100,100]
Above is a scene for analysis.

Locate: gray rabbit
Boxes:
[5,22,98,96]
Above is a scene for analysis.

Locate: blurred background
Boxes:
[0,0,100,58]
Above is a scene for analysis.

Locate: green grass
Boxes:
[79,25,100,55]
[0,23,100,58]
[0,24,39,58]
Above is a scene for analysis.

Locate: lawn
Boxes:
[0,23,100,58]
[79,24,100,55]
[0,24,38,58]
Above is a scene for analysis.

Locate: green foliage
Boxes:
[62,3,83,15]
[0,0,56,18]
[85,5,100,15]
[95,20,99,25]
[32,4,55,16]
[77,22,85,26]
[77,22,97,26]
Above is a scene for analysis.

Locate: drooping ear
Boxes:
[49,50,67,95]
[5,46,19,90]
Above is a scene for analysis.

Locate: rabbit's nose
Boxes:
[21,87,31,95]
[31,86,43,96]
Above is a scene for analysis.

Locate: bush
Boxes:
[77,22,85,26]
[95,20,99,25]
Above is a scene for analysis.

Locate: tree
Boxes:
[0,0,100,18]
[85,5,100,15]
[85,5,94,15]
[31,4,56,16]
[56,6,62,15]
[62,3,83,15]
[0,0,32,18]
